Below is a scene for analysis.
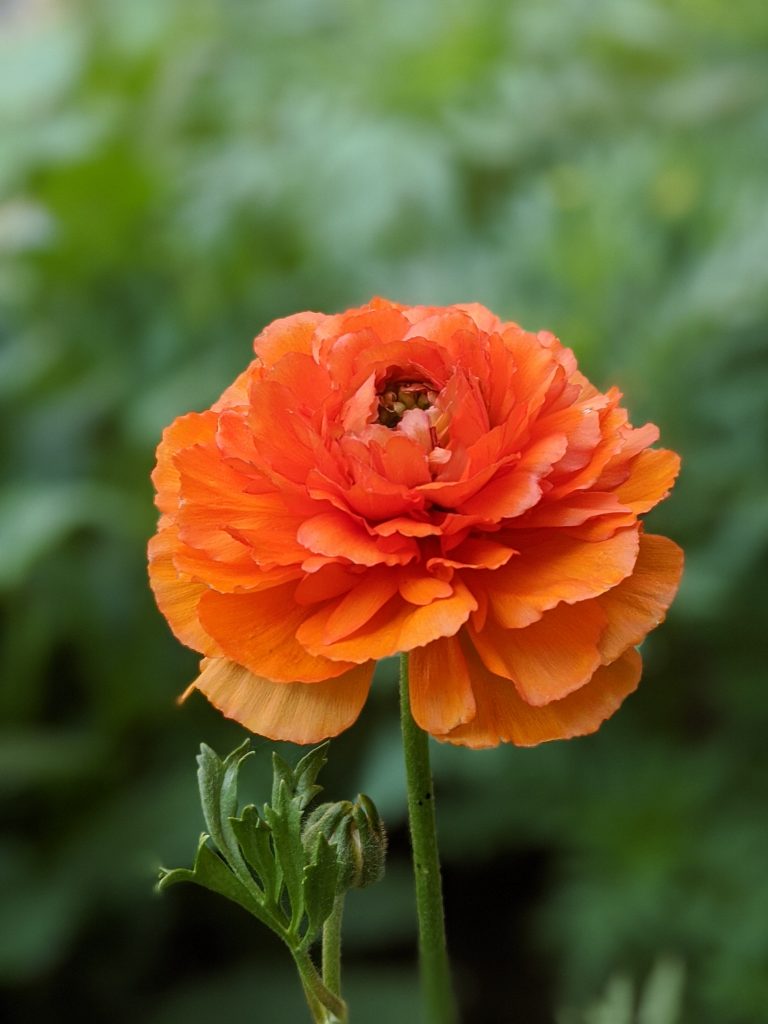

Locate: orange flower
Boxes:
[149,299,682,748]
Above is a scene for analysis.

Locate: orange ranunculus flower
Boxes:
[149,298,682,748]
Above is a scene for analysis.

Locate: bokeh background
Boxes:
[2,0,767,1021]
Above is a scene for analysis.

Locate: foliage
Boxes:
[1,0,767,1021]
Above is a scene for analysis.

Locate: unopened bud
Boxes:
[303,794,387,891]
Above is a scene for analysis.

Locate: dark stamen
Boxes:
[377,380,437,427]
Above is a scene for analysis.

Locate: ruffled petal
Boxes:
[190,657,374,743]
[297,579,478,662]
[484,526,639,628]
[469,599,607,704]
[439,644,642,748]
[614,449,681,514]
[152,411,217,517]
[253,311,324,367]
[198,584,358,682]
[148,528,216,655]
[409,635,476,734]
[597,533,684,661]
[297,511,419,567]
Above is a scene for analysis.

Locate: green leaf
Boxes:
[269,743,329,812]
[196,740,253,880]
[302,836,340,942]
[270,752,294,809]
[292,742,330,811]
[230,804,282,910]
[264,776,306,934]
[158,834,279,933]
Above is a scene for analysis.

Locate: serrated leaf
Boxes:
[270,752,294,808]
[292,742,330,811]
[196,740,253,881]
[264,779,305,934]
[157,834,279,932]
[302,835,340,941]
[230,804,283,910]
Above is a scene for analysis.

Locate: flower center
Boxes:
[377,380,437,428]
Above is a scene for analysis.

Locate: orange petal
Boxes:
[470,599,607,705]
[148,529,217,655]
[297,579,477,662]
[458,434,569,517]
[297,511,418,567]
[152,411,217,516]
[440,644,642,748]
[372,433,432,488]
[597,533,684,661]
[614,449,680,514]
[372,517,443,538]
[436,536,517,570]
[485,527,639,628]
[399,572,455,606]
[253,311,324,367]
[520,491,630,528]
[294,563,359,605]
[173,443,308,567]
[190,657,373,743]
[409,635,476,734]
[198,584,359,681]
[173,548,300,594]
[322,569,400,643]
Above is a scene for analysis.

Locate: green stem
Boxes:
[322,894,345,998]
[399,653,460,1024]
[293,947,348,1024]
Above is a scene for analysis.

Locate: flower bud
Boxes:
[303,794,387,891]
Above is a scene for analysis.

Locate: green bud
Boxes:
[303,794,387,891]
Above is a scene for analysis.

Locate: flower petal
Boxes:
[484,527,639,628]
[409,635,476,734]
[253,311,324,367]
[322,569,400,643]
[297,579,478,662]
[148,528,216,654]
[297,511,418,567]
[190,657,373,743]
[614,449,681,514]
[152,411,217,517]
[597,533,684,661]
[399,571,455,605]
[439,644,642,748]
[198,584,358,682]
[470,599,607,704]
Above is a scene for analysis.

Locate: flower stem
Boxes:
[399,653,460,1024]
[322,894,345,998]
[293,947,347,1024]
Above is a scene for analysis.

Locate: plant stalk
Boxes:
[293,947,347,1024]
[322,894,345,998]
[399,653,460,1024]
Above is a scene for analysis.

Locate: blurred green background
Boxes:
[1,0,767,1021]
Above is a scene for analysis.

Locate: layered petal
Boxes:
[483,527,639,628]
[439,643,642,748]
[190,657,374,743]
[409,635,476,734]
[297,579,477,662]
[148,528,216,655]
[470,599,607,705]
[614,449,681,514]
[198,584,359,682]
[597,533,684,660]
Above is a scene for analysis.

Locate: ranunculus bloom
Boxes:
[149,298,682,748]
